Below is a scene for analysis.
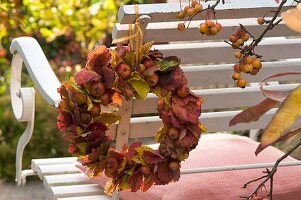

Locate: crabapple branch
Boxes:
[240,139,301,200]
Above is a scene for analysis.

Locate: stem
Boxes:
[249,0,288,50]
[240,139,301,200]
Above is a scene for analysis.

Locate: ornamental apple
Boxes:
[116,63,131,79]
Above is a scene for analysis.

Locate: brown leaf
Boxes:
[141,175,155,192]
[260,72,301,102]
[255,127,301,155]
[74,68,100,86]
[142,150,164,164]
[128,170,143,192]
[229,98,280,127]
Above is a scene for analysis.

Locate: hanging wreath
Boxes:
[56,5,204,195]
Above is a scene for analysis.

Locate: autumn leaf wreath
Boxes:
[56,41,204,194]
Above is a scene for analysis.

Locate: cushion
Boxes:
[91,134,301,200]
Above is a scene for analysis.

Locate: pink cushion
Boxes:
[95,134,301,200]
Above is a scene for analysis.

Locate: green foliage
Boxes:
[0,93,69,181]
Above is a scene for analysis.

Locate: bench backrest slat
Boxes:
[118,0,294,24]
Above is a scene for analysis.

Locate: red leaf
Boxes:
[229,98,280,127]
[155,161,180,185]
[128,142,142,159]
[155,161,172,185]
[128,171,143,192]
[102,66,115,88]
[74,68,100,86]
[86,45,111,72]
[176,131,196,148]
[141,175,155,192]
[57,112,73,132]
[260,72,301,102]
[256,127,301,155]
[142,150,164,164]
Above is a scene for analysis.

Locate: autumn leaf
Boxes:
[229,98,280,127]
[256,127,301,155]
[74,68,100,86]
[94,113,121,125]
[111,92,122,107]
[123,52,135,68]
[153,86,172,107]
[127,72,150,100]
[142,150,164,164]
[141,41,154,56]
[128,171,143,192]
[128,142,142,159]
[141,175,155,192]
[260,72,301,102]
[259,85,301,153]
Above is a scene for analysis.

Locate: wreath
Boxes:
[56,5,204,195]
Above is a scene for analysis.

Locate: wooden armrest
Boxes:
[10,36,61,107]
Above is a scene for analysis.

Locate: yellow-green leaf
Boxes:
[127,72,150,100]
[119,174,130,190]
[118,157,127,174]
[123,52,135,68]
[141,41,154,56]
[260,85,301,148]
[152,86,172,108]
[94,113,121,125]
[132,154,146,165]
[135,146,153,155]
[155,126,168,142]
[87,96,93,111]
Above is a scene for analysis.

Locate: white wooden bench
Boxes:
[9,0,301,199]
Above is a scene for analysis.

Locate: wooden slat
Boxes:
[44,173,91,187]
[131,83,299,115]
[37,163,80,179]
[118,0,295,24]
[126,108,301,139]
[113,18,298,43]
[51,184,104,199]
[57,195,111,200]
[155,38,301,64]
[32,157,76,172]
[183,59,301,87]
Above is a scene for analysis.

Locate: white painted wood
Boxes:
[57,195,111,200]
[36,163,80,179]
[184,59,301,87]
[10,37,61,107]
[113,18,299,43]
[155,38,301,64]
[118,0,295,24]
[181,160,301,174]
[51,184,104,199]
[131,83,299,115]
[44,173,91,187]
[32,157,77,172]
[122,108,301,139]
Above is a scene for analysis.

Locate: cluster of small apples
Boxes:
[138,59,160,86]
[115,58,159,87]
[176,0,203,31]
[229,28,250,49]
[176,0,203,19]
[199,20,222,36]
[232,53,262,88]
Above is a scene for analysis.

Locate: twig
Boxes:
[240,139,301,200]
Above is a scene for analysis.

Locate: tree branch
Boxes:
[240,139,301,200]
